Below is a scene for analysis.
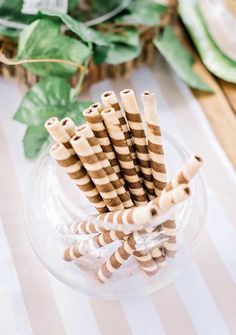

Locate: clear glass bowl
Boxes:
[24,133,207,299]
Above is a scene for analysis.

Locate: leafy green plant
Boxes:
[14,77,92,158]
[0,0,214,158]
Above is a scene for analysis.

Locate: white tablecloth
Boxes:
[0,55,236,335]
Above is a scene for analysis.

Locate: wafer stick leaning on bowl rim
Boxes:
[97,184,191,282]
[161,155,203,257]
[45,118,108,214]
[70,134,124,212]
[83,104,123,181]
[76,124,134,209]
[101,107,147,206]
[101,91,141,177]
[120,89,156,200]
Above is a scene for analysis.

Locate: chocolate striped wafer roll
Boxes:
[70,135,124,212]
[77,124,133,209]
[101,91,141,177]
[142,91,167,196]
[45,117,74,154]
[83,105,123,180]
[165,155,203,191]
[161,155,203,257]
[80,200,159,229]
[50,143,108,213]
[60,117,77,137]
[133,250,158,276]
[98,233,137,283]
[120,89,156,200]
[101,107,147,206]
[64,230,125,261]
[150,247,166,267]
[150,184,191,258]
[76,216,108,234]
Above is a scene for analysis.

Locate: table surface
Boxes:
[0,55,236,335]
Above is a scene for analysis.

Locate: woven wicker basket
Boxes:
[0,2,177,92]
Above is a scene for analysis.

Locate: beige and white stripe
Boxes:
[142,91,167,196]
[77,124,133,209]
[101,107,147,206]
[120,89,156,199]
[70,135,123,212]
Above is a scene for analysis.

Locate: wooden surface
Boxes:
[191,61,236,169]
[175,24,236,169]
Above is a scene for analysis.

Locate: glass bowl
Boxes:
[24,132,207,299]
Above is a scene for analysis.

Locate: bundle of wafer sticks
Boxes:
[45,89,203,283]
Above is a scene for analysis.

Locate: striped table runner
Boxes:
[0,54,236,335]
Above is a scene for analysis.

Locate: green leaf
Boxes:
[116,0,167,26]
[153,26,213,92]
[14,77,72,126]
[0,26,20,38]
[42,10,108,46]
[179,0,236,84]
[23,125,49,158]
[102,27,141,64]
[17,18,91,77]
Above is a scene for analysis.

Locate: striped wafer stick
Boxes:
[50,143,108,213]
[81,201,159,227]
[101,107,147,206]
[77,217,108,234]
[83,104,123,180]
[77,124,133,209]
[133,250,158,276]
[120,89,155,200]
[150,247,166,267]
[152,184,190,214]
[60,117,77,137]
[98,234,137,283]
[142,91,167,196]
[150,184,191,258]
[64,230,125,261]
[101,91,140,176]
[161,155,203,256]
[45,117,74,154]
[79,184,190,228]
[165,155,203,191]
[70,135,124,212]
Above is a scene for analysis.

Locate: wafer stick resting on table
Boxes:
[120,89,156,200]
[101,107,147,206]
[49,143,108,213]
[77,124,133,209]
[70,135,124,212]
[83,104,123,180]
[142,91,167,196]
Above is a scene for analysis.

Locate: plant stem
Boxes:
[74,42,92,97]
